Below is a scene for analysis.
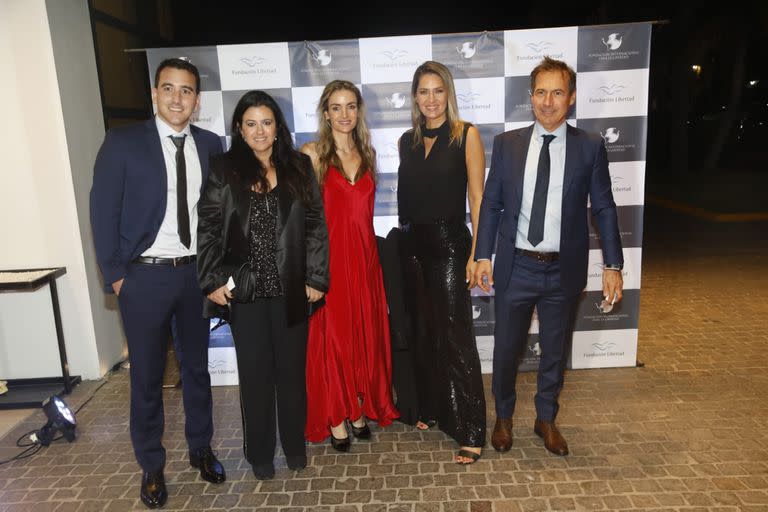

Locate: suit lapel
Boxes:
[512,125,534,209]
[562,124,578,199]
[275,181,292,243]
[235,180,251,239]
[190,125,210,190]
[145,119,167,212]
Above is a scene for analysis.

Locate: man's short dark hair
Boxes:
[154,58,201,93]
[530,56,576,95]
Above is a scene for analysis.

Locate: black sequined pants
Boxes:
[401,220,486,448]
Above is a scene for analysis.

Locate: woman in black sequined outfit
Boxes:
[397,61,487,464]
[197,91,329,479]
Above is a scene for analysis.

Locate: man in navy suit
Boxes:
[474,57,624,456]
[91,58,225,508]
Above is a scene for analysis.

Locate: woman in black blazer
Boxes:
[197,90,329,480]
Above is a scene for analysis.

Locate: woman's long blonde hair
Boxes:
[314,80,377,184]
[410,60,466,148]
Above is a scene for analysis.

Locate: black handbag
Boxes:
[308,295,326,316]
[230,262,256,303]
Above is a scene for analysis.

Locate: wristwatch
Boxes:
[604,263,623,271]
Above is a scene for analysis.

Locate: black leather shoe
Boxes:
[286,454,307,471]
[350,419,371,440]
[330,434,351,452]
[252,462,275,480]
[189,446,226,484]
[140,470,167,509]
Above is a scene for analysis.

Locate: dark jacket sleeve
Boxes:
[588,137,624,266]
[90,130,127,290]
[197,159,228,296]
[475,133,505,260]
[303,157,329,292]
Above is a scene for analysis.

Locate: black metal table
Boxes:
[0,267,81,409]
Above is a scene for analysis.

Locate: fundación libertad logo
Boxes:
[519,41,562,62]
[381,49,408,61]
[591,342,616,352]
[457,91,481,103]
[312,48,332,66]
[457,91,491,112]
[526,41,553,53]
[472,305,482,320]
[601,127,621,144]
[208,360,226,369]
[240,56,266,67]
[385,93,407,109]
[457,42,477,59]
[598,84,626,96]
[602,33,623,51]
[528,342,542,357]
[611,174,633,194]
[234,55,276,76]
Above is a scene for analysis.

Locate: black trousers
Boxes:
[401,220,487,448]
[229,297,307,465]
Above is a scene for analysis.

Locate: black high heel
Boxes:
[350,419,371,439]
[330,434,351,452]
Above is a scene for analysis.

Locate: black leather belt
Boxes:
[133,255,196,266]
[515,248,559,262]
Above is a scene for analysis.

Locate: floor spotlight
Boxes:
[37,395,76,446]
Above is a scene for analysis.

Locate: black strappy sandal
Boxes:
[416,419,437,430]
[455,449,481,465]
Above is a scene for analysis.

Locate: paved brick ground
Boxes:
[1,206,766,511]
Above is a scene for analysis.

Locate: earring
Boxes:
[274,136,278,141]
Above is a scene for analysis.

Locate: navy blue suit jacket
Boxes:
[90,119,223,292]
[475,124,623,295]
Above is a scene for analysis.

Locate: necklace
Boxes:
[422,121,448,138]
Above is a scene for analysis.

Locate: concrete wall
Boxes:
[0,0,126,381]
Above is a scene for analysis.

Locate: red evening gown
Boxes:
[305,166,399,442]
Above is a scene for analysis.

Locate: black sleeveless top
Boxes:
[397,121,471,224]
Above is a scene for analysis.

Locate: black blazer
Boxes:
[197,151,329,326]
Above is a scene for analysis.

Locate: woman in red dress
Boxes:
[301,80,399,451]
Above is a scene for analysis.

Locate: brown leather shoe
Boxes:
[534,419,569,456]
[491,417,513,452]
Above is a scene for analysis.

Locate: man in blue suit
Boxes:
[91,58,225,508]
[474,57,624,456]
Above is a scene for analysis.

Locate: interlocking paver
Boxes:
[1,207,767,510]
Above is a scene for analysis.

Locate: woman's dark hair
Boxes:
[228,90,311,204]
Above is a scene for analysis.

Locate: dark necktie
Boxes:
[170,135,191,248]
[527,134,556,247]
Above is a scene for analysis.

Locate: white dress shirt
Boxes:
[142,116,202,258]
[515,121,568,253]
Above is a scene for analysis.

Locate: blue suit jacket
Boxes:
[90,119,223,292]
[475,124,623,295]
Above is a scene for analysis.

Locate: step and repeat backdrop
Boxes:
[147,22,651,384]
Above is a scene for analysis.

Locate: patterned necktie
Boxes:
[170,135,191,248]
[527,134,556,247]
